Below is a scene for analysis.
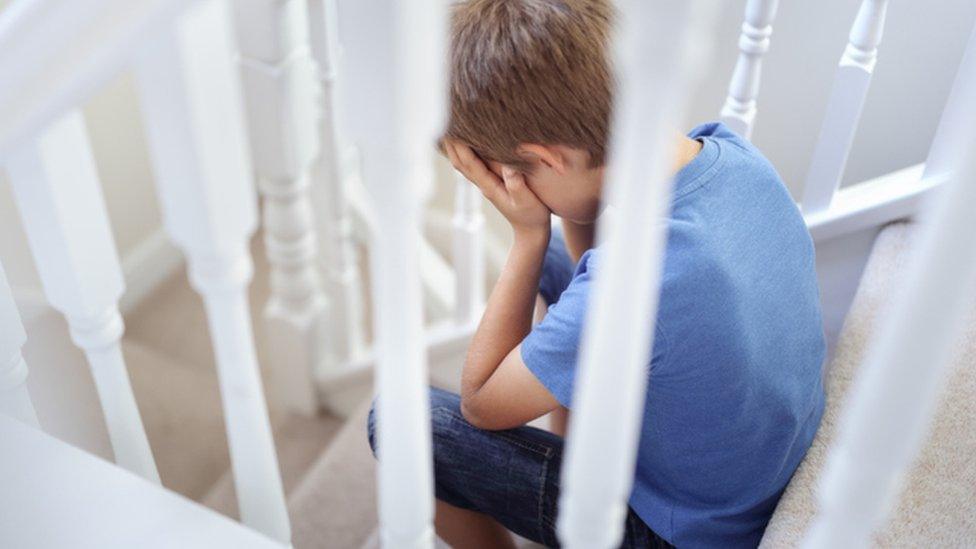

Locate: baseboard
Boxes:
[119,228,184,316]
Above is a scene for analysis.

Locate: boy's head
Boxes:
[444,0,614,223]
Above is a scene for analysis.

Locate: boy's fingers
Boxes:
[452,143,504,199]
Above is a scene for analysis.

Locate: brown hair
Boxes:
[444,0,614,172]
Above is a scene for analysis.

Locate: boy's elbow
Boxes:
[460,394,500,430]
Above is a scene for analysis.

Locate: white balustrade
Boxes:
[307,0,367,369]
[346,0,447,545]
[557,2,715,548]
[720,0,779,139]
[233,0,327,415]
[0,262,40,427]
[452,174,485,326]
[802,51,976,549]
[132,0,289,541]
[801,0,889,214]
[924,24,976,181]
[4,110,158,482]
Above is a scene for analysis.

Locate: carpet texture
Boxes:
[761,222,976,547]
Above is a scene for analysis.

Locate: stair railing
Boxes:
[556,1,716,547]
[5,110,160,483]
[232,0,329,416]
[0,261,40,427]
[720,0,780,140]
[801,19,976,548]
[0,0,291,543]
[801,0,890,213]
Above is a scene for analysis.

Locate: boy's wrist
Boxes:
[512,225,551,249]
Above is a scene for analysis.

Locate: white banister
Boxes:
[0,0,194,156]
[557,2,715,548]
[133,0,289,541]
[720,0,780,139]
[307,0,367,369]
[233,0,327,415]
[348,0,447,545]
[801,53,976,549]
[452,174,485,326]
[0,262,40,427]
[924,24,976,181]
[801,0,889,214]
[4,110,158,482]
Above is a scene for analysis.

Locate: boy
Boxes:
[368,1,825,547]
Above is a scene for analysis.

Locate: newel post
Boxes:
[233,0,328,415]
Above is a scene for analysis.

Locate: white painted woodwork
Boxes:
[720,0,779,139]
[0,0,194,157]
[802,59,976,549]
[307,0,367,370]
[233,0,327,415]
[4,111,158,482]
[924,24,976,181]
[557,2,715,548]
[0,262,39,427]
[0,414,281,549]
[801,0,889,214]
[452,174,486,326]
[132,0,289,541]
[343,0,448,545]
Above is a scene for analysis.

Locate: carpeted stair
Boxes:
[761,222,976,547]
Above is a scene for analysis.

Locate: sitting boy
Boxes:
[368,0,826,547]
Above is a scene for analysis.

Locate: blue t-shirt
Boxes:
[522,123,826,548]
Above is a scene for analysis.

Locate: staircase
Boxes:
[761,222,976,547]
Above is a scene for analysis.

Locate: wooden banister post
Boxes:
[801,0,890,214]
[0,261,40,428]
[720,0,780,139]
[133,0,289,541]
[452,173,485,326]
[233,0,327,416]
[307,0,366,372]
[557,2,716,548]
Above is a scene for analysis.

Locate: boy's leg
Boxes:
[367,388,672,548]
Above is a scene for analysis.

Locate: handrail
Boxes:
[0,0,194,156]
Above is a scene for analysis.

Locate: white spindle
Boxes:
[557,2,715,548]
[720,0,779,139]
[307,0,367,368]
[347,0,447,546]
[802,52,976,549]
[0,261,40,427]
[924,24,976,181]
[133,0,289,541]
[233,0,327,415]
[452,174,485,325]
[801,0,889,213]
[4,110,158,482]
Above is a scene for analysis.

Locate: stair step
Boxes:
[202,410,344,519]
[761,222,976,546]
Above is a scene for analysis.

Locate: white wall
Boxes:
[687,0,976,197]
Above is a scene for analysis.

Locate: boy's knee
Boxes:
[366,387,463,459]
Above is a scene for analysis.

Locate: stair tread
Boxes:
[761,222,976,546]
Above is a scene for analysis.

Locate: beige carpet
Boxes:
[761,222,976,547]
[122,236,345,509]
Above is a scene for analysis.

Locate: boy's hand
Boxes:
[446,141,551,238]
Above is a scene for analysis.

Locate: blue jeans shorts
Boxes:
[367,387,672,548]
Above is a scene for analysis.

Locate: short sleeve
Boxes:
[521,249,599,408]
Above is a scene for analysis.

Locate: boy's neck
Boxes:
[672,133,704,175]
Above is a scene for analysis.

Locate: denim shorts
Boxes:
[367,387,672,548]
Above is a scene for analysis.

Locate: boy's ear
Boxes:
[517,143,568,175]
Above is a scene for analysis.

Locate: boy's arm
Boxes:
[446,142,561,430]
